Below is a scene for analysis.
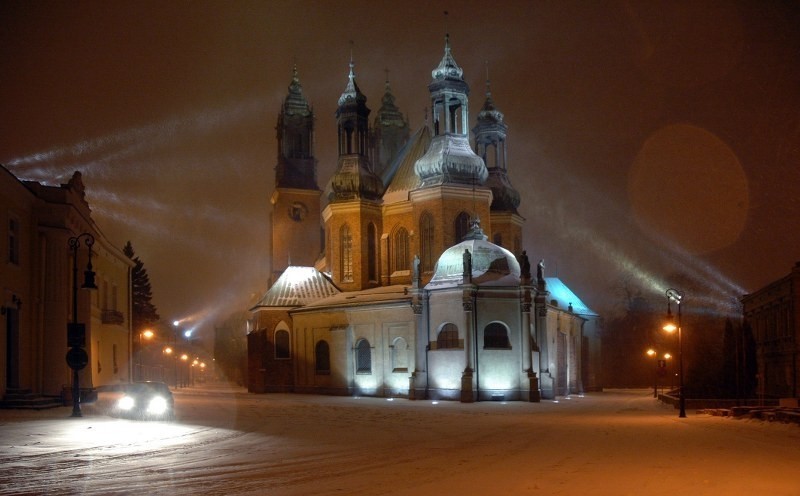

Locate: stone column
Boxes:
[410,287,427,400]
[461,288,475,403]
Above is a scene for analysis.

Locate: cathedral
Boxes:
[247,36,602,402]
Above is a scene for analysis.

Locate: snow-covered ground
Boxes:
[1,385,798,495]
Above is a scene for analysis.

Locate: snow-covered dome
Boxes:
[427,219,521,288]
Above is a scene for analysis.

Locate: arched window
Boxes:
[368,222,377,282]
[274,329,290,359]
[455,212,470,243]
[356,339,372,374]
[392,227,409,272]
[419,212,435,273]
[315,340,330,374]
[484,322,511,349]
[493,232,503,247]
[436,323,460,349]
[392,337,408,372]
[340,224,353,282]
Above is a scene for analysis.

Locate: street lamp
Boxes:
[663,288,685,418]
[66,233,98,418]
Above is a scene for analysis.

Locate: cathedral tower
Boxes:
[410,34,492,273]
[325,56,384,291]
[472,71,523,254]
[371,75,410,178]
[270,66,322,285]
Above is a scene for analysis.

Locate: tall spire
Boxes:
[414,33,488,188]
[276,65,317,190]
[472,64,519,213]
[372,67,410,177]
[331,50,383,202]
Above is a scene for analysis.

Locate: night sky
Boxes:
[2,1,799,340]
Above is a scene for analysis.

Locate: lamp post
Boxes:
[66,233,98,418]
[663,288,685,418]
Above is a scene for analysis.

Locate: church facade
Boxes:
[248,36,602,401]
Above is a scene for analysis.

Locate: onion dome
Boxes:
[427,218,521,288]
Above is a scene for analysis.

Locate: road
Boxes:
[1,385,798,495]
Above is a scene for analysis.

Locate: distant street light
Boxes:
[646,349,658,398]
[663,288,685,418]
[66,233,98,418]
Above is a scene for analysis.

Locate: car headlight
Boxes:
[147,396,169,415]
[118,396,135,410]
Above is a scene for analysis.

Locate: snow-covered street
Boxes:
[1,386,798,495]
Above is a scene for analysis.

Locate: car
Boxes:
[114,381,175,420]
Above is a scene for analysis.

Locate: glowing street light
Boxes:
[646,348,658,398]
[142,329,154,340]
[663,288,685,418]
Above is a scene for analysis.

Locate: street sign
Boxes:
[66,347,88,370]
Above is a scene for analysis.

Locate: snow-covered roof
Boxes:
[251,266,339,309]
[544,277,597,317]
[293,284,411,312]
[381,126,431,204]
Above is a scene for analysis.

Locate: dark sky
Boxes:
[2,1,799,339]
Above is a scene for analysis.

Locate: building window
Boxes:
[455,212,470,243]
[8,217,20,265]
[392,227,409,272]
[484,322,511,349]
[275,329,290,359]
[315,340,330,374]
[368,222,377,282]
[436,323,461,349]
[392,337,408,372]
[356,339,372,374]
[493,232,502,247]
[420,212,434,273]
[340,224,353,282]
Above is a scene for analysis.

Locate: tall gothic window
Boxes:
[367,222,377,282]
[455,212,470,243]
[356,339,372,374]
[392,227,409,273]
[340,224,353,282]
[275,329,290,359]
[484,322,511,349]
[419,212,434,273]
[315,340,330,374]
